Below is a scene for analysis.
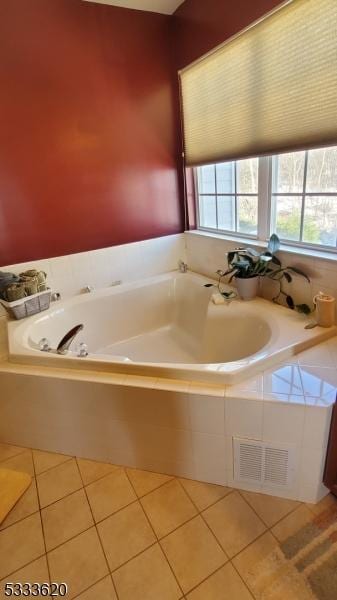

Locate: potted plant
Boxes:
[217,237,275,300]
[217,234,311,312]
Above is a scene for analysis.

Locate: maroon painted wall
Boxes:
[0,0,183,265]
[174,0,285,69]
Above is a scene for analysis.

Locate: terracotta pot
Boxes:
[235,276,259,300]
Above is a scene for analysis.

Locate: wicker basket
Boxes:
[0,289,51,320]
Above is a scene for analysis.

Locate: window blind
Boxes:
[180,0,337,167]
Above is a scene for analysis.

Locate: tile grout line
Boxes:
[1,552,47,584]
[0,441,332,599]
[124,468,185,598]
[31,448,52,586]
[0,447,28,463]
[230,559,258,600]
[238,490,303,531]
[171,479,231,595]
[71,574,115,600]
[126,470,175,499]
[75,456,120,600]
[0,477,39,533]
[34,455,74,477]
[236,488,289,530]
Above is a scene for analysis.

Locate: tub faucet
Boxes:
[57,324,84,355]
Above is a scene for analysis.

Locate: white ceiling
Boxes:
[82,0,185,15]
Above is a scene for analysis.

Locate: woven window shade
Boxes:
[180,0,337,167]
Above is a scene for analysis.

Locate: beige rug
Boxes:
[0,468,31,524]
[246,502,337,600]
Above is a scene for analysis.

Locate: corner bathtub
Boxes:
[7,271,336,384]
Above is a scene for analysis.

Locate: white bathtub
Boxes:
[7,271,336,384]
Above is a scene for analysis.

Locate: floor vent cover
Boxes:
[233,438,296,489]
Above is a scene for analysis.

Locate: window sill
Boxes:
[185,229,337,264]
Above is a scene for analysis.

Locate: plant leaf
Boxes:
[228,270,238,283]
[286,295,295,309]
[287,266,310,282]
[245,248,260,257]
[295,303,311,315]
[271,255,282,266]
[284,271,292,283]
[267,233,281,254]
[227,252,235,265]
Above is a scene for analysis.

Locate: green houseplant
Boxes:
[217,234,311,312]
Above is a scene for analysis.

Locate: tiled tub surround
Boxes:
[0,233,185,356]
[0,233,186,309]
[7,271,336,385]
[0,231,336,505]
[185,230,337,320]
[0,336,337,504]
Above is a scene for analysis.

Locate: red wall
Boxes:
[174,0,285,69]
[0,0,183,265]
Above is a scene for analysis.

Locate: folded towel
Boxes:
[3,283,26,302]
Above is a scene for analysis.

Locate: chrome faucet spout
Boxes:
[57,324,84,355]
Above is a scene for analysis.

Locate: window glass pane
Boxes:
[238,196,258,235]
[273,195,302,241]
[217,196,235,230]
[197,165,215,194]
[216,162,235,194]
[237,158,258,194]
[199,195,217,228]
[306,146,337,192]
[303,196,337,246]
[272,151,305,193]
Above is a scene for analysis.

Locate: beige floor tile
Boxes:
[126,467,173,497]
[0,478,39,530]
[186,562,254,600]
[0,556,49,600]
[271,505,314,542]
[161,515,227,593]
[306,492,337,516]
[33,449,71,475]
[0,443,25,463]
[77,458,119,486]
[75,576,117,599]
[37,459,82,508]
[98,501,156,571]
[86,470,136,523]
[48,527,108,600]
[141,480,197,538]
[113,543,182,600]
[179,478,232,511]
[1,450,34,476]
[42,489,94,551]
[241,490,300,527]
[0,513,45,579]
[203,491,266,558]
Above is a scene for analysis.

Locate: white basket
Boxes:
[0,289,51,320]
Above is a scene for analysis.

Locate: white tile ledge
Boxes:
[186,229,337,264]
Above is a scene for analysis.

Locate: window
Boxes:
[197,159,258,236]
[196,145,337,251]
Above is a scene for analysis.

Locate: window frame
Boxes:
[195,151,337,254]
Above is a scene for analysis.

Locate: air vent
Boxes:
[233,438,296,489]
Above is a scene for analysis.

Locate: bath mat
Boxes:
[244,502,337,600]
[0,468,31,524]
